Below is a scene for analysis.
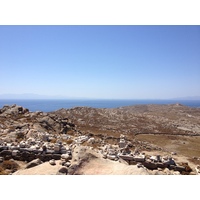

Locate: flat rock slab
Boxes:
[13,160,62,175]
[74,157,150,175]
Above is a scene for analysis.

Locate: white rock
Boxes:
[64,162,71,167]
[19,141,26,148]
[88,137,95,144]
[107,155,117,160]
[12,150,19,156]
[61,154,70,161]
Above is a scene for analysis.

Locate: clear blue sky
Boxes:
[0,25,200,99]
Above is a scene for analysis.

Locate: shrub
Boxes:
[16,132,25,141]
[1,160,19,172]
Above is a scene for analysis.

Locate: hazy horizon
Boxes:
[0,93,200,100]
[0,26,200,99]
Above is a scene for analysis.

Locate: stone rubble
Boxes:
[99,134,195,174]
[0,130,196,175]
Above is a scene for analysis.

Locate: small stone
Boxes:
[49,159,56,165]
[0,157,4,163]
[64,162,71,167]
[102,153,107,159]
[173,171,181,175]
[57,167,68,175]
[61,154,70,161]
[137,163,143,168]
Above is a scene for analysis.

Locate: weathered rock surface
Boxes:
[25,158,43,169]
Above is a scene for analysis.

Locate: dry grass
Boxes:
[136,134,200,157]
[1,160,19,170]
[16,132,25,142]
[66,130,76,136]
[65,139,74,145]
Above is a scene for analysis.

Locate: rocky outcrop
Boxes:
[0,104,29,115]
[0,105,78,164]
[0,104,77,144]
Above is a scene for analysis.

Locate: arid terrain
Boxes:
[0,103,200,175]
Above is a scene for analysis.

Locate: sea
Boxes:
[0,99,200,112]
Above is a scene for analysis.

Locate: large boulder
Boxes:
[37,116,55,131]
[0,105,29,115]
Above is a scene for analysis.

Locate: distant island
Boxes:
[0,93,200,100]
[0,93,72,100]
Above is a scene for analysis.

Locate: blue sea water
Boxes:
[0,99,200,112]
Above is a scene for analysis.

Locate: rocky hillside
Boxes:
[0,104,77,143]
[54,103,200,137]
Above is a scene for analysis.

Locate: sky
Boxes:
[0,25,200,99]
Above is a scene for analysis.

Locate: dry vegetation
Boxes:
[136,134,200,157]
[0,160,20,175]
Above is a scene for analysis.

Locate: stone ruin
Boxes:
[0,131,72,163]
[0,120,196,175]
[75,135,89,144]
[101,134,193,174]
